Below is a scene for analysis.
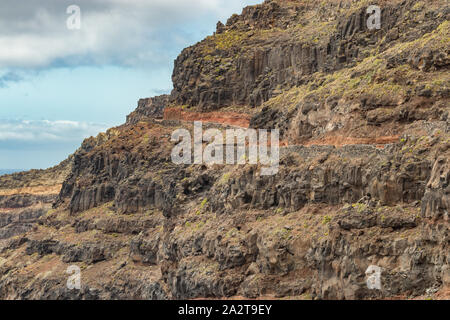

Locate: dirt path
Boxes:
[163,109,400,148]
[164,108,251,128]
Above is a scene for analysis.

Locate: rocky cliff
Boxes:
[0,0,448,300]
[0,158,72,244]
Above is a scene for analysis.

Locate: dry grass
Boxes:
[0,184,62,196]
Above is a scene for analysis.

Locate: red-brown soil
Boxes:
[164,107,251,128]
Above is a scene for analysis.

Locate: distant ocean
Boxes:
[0,169,24,176]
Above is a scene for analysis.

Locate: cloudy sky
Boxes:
[0,0,260,170]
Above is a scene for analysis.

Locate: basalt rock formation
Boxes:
[0,158,72,241]
[171,0,448,111]
[126,95,170,125]
[0,0,449,300]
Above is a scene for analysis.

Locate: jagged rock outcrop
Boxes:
[0,153,72,244]
[126,95,170,125]
[0,156,72,190]
[171,0,448,110]
[422,155,449,220]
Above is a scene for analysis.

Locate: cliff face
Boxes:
[171,0,448,110]
[126,95,170,125]
[0,0,449,300]
[0,159,72,243]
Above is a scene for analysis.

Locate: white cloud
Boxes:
[0,119,109,169]
[0,119,107,144]
[0,0,259,69]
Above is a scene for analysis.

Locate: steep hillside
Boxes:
[0,0,448,300]
[0,157,72,246]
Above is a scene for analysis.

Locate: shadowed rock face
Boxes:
[422,156,449,220]
[0,159,72,242]
[126,95,170,125]
[0,206,47,240]
[0,0,449,300]
[170,0,448,110]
